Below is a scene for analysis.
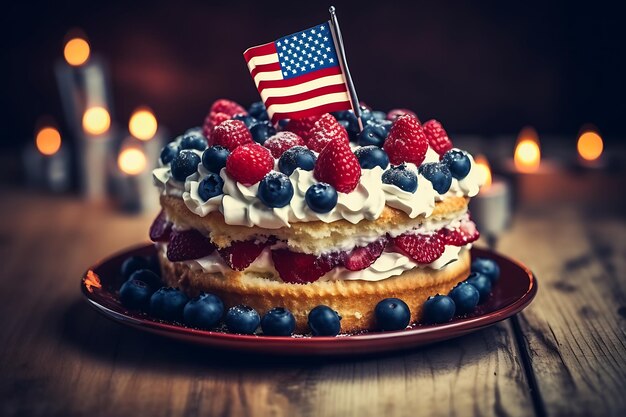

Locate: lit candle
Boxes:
[23,124,71,192]
[128,107,165,168]
[577,126,605,168]
[80,106,114,201]
[113,138,160,213]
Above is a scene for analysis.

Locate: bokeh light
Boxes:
[64,37,90,66]
[118,147,147,175]
[129,108,158,141]
[35,127,62,156]
[514,127,541,173]
[577,130,603,162]
[82,107,111,135]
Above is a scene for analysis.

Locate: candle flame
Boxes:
[82,106,111,136]
[118,147,147,175]
[129,108,158,141]
[35,127,62,156]
[474,154,492,191]
[64,37,90,66]
[577,129,603,162]
[514,127,541,173]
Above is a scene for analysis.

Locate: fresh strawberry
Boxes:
[202,112,230,137]
[423,119,453,155]
[285,115,321,141]
[263,131,305,158]
[225,143,274,185]
[218,240,268,271]
[167,229,216,262]
[149,210,172,242]
[314,137,361,193]
[271,249,338,283]
[343,238,388,271]
[306,114,349,153]
[387,108,418,121]
[439,219,480,246]
[210,99,246,117]
[394,232,444,264]
[210,119,254,151]
[383,114,428,165]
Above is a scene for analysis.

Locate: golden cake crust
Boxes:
[159,247,470,334]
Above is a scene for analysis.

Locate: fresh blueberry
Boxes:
[354,145,390,169]
[127,269,161,289]
[225,305,260,334]
[465,272,492,303]
[183,293,224,329]
[333,110,359,134]
[197,173,224,201]
[374,298,411,331]
[257,172,294,208]
[185,126,203,136]
[232,113,257,129]
[378,120,393,134]
[150,287,189,321]
[371,110,387,122]
[171,150,201,181]
[261,307,296,336]
[419,162,452,194]
[382,164,418,193]
[448,282,480,314]
[305,183,338,213]
[160,142,180,165]
[202,145,230,174]
[357,124,388,147]
[180,131,208,151]
[359,108,375,125]
[308,305,341,336]
[278,119,290,129]
[442,149,471,179]
[278,146,317,176]
[248,101,269,121]
[120,256,150,281]
[422,295,456,324]
[145,253,162,276]
[119,279,153,310]
[250,121,276,144]
[471,258,501,283]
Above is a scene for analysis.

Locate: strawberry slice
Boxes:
[343,238,388,271]
[313,136,361,193]
[217,240,268,271]
[149,210,172,242]
[271,249,339,283]
[394,232,444,264]
[167,229,216,262]
[439,219,480,246]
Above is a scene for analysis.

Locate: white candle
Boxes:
[469,155,511,240]
[81,106,114,201]
[23,126,71,192]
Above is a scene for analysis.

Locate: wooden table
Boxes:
[1,188,624,417]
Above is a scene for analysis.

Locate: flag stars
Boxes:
[329,58,334,63]
[310,63,315,68]
[324,36,328,41]
[317,33,322,38]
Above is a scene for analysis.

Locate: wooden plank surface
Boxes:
[0,189,534,417]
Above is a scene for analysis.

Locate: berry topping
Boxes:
[442,149,472,179]
[197,173,224,201]
[343,238,387,271]
[225,143,274,186]
[394,232,445,264]
[249,121,276,144]
[387,108,418,121]
[183,293,224,329]
[180,131,208,151]
[160,142,180,164]
[271,249,337,283]
[202,111,230,137]
[375,298,411,331]
[210,98,246,117]
[382,164,418,193]
[121,255,150,281]
[210,119,254,151]
[305,182,338,213]
[127,269,162,290]
[471,258,501,283]
[448,282,480,315]
[232,113,257,129]
[383,114,428,165]
[354,145,390,170]
[285,115,320,141]
[423,119,453,155]
[257,172,294,208]
[225,305,260,334]
[201,145,230,173]
[248,101,269,121]
[465,272,492,303]
[333,110,359,137]
[278,146,317,176]
[357,123,388,147]
[149,210,172,243]
[217,239,268,271]
[167,229,216,262]
[150,287,189,321]
[419,162,452,194]
[119,278,153,311]
[306,113,349,153]
[422,295,456,324]
[263,131,305,158]
[261,307,296,336]
[170,150,201,181]
[314,137,361,193]
[439,219,480,246]
[308,305,341,336]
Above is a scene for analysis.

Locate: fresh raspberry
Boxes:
[225,143,274,185]
[271,249,338,283]
[343,238,388,271]
[305,114,349,153]
[314,137,361,193]
[439,219,480,246]
[218,240,268,271]
[202,112,230,137]
[263,131,305,158]
[383,114,428,165]
[394,232,444,264]
[149,210,172,242]
[210,119,254,151]
[285,115,321,141]
[423,119,453,155]
[210,99,246,117]
[387,108,418,121]
[167,229,216,262]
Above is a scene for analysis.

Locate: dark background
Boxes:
[1,0,624,150]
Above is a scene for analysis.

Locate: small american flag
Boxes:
[243,21,354,123]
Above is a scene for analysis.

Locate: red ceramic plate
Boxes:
[81,244,537,356]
